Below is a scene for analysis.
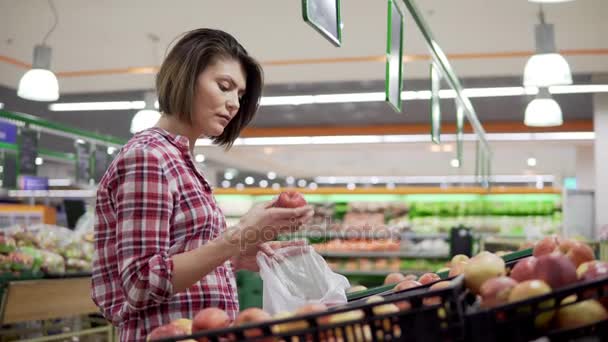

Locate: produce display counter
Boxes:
[0,275,115,342]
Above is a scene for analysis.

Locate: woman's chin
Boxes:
[204,126,225,138]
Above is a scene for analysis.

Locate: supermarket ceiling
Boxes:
[0,0,607,93]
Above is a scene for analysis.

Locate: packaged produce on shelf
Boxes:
[401,238,450,255]
[0,234,16,253]
[313,239,400,253]
[0,223,94,276]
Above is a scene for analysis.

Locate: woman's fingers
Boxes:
[259,242,275,256]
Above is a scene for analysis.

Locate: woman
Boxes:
[91,28,314,341]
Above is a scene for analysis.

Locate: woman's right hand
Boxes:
[223,199,314,253]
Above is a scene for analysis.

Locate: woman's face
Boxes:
[191,58,246,137]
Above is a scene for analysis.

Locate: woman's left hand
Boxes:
[231,239,307,272]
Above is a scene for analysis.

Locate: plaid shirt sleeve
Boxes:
[113,147,175,311]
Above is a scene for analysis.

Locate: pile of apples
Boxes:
[446,235,608,332]
[147,302,374,341]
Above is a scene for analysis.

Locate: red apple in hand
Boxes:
[275,191,307,208]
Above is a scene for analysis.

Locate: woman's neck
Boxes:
[155,115,199,153]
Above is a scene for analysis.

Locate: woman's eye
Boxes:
[219,83,229,91]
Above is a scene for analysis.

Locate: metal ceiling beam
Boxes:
[401,0,491,154]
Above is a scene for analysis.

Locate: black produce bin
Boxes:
[465,257,608,342]
[152,275,467,342]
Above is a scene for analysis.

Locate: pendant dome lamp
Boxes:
[524,88,563,127]
[523,5,572,87]
[17,0,60,102]
[130,91,161,134]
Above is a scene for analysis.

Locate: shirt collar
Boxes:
[147,127,191,152]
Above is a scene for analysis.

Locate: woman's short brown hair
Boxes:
[156,28,263,148]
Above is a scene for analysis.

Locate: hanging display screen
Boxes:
[302,0,342,47]
[385,0,404,112]
[18,128,38,176]
[75,141,91,185]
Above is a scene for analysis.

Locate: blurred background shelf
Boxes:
[318,251,449,259]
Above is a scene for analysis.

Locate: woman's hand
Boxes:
[222,199,314,259]
[231,240,307,272]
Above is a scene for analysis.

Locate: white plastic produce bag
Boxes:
[257,245,351,315]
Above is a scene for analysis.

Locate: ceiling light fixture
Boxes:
[523,6,572,87]
[195,131,592,147]
[194,154,205,163]
[527,157,537,167]
[130,91,161,134]
[525,88,563,127]
[528,0,575,3]
[47,85,608,112]
[314,174,555,185]
[18,0,60,101]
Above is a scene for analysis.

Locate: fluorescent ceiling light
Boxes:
[47,85,608,111]
[130,109,161,133]
[8,189,97,198]
[528,0,575,3]
[314,174,555,185]
[50,101,145,111]
[196,131,593,147]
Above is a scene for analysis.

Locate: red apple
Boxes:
[366,295,399,315]
[346,285,368,293]
[556,299,608,330]
[509,256,538,283]
[448,261,468,277]
[578,260,608,281]
[559,240,595,268]
[384,272,406,285]
[450,254,470,266]
[577,260,608,307]
[275,191,307,208]
[235,307,271,326]
[508,280,554,329]
[464,252,506,294]
[147,324,188,341]
[234,308,271,340]
[192,308,231,334]
[394,280,422,292]
[533,252,577,289]
[403,274,418,281]
[479,276,518,308]
[423,281,452,306]
[170,318,192,334]
[533,235,561,257]
[418,273,441,285]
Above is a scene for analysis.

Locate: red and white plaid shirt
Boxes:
[91,127,238,341]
